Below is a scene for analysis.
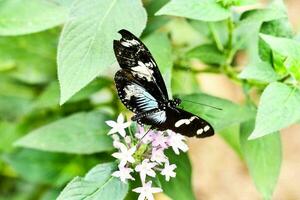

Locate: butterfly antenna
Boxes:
[181,99,222,110]
[140,127,152,141]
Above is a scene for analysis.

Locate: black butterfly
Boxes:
[113,29,214,138]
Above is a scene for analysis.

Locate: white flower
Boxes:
[167,130,188,155]
[112,166,135,183]
[161,162,176,181]
[135,159,157,182]
[151,132,168,149]
[133,181,162,200]
[150,148,167,164]
[106,114,131,137]
[112,143,136,167]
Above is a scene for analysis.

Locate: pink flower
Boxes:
[135,126,155,144]
[151,132,168,149]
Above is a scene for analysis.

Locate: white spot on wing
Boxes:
[174,116,198,127]
[131,61,154,82]
[197,129,204,135]
[204,125,210,132]
[121,39,139,47]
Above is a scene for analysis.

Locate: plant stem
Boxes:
[174,65,219,74]
[208,22,224,52]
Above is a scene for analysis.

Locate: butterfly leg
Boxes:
[131,108,161,121]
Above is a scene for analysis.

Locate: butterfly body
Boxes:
[113,29,214,138]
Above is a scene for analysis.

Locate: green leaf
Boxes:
[235,4,287,54]
[239,61,279,83]
[159,151,195,200]
[0,0,69,36]
[259,19,293,62]
[0,30,58,84]
[15,111,113,154]
[143,0,170,36]
[260,34,300,80]
[186,43,226,65]
[181,93,255,131]
[156,0,230,22]
[0,121,22,152]
[250,82,300,139]
[34,79,111,109]
[0,95,32,121]
[3,149,77,186]
[218,125,242,157]
[240,120,281,200]
[260,34,300,61]
[58,0,147,104]
[57,162,128,200]
[143,32,173,95]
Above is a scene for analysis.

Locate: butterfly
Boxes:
[113,29,214,138]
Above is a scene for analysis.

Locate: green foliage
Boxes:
[57,0,147,104]
[0,0,69,36]
[250,82,300,139]
[240,120,281,200]
[156,0,230,21]
[15,111,113,154]
[57,163,128,200]
[0,0,299,199]
[159,151,195,200]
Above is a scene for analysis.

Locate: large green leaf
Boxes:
[186,43,226,65]
[260,34,300,80]
[0,0,69,36]
[159,151,195,200]
[143,32,173,96]
[180,93,255,132]
[239,61,279,83]
[15,111,113,154]
[3,149,78,186]
[34,79,111,109]
[250,82,300,139]
[241,120,281,200]
[156,0,230,22]
[0,30,58,84]
[260,34,300,61]
[58,0,147,104]
[57,163,128,200]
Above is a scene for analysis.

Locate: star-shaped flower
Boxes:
[151,132,168,149]
[135,126,155,144]
[133,181,162,200]
[135,159,157,182]
[112,166,134,183]
[112,143,136,167]
[167,130,188,155]
[161,162,176,181]
[106,114,131,137]
[150,148,167,164]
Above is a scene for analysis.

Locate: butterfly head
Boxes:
[169,98,181,108]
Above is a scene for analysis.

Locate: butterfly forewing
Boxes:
[113,29,169,102]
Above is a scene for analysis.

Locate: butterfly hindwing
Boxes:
[113,29,168,102]
[148,107,214,138]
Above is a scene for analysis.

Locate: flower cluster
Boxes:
[106,114,188,200]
